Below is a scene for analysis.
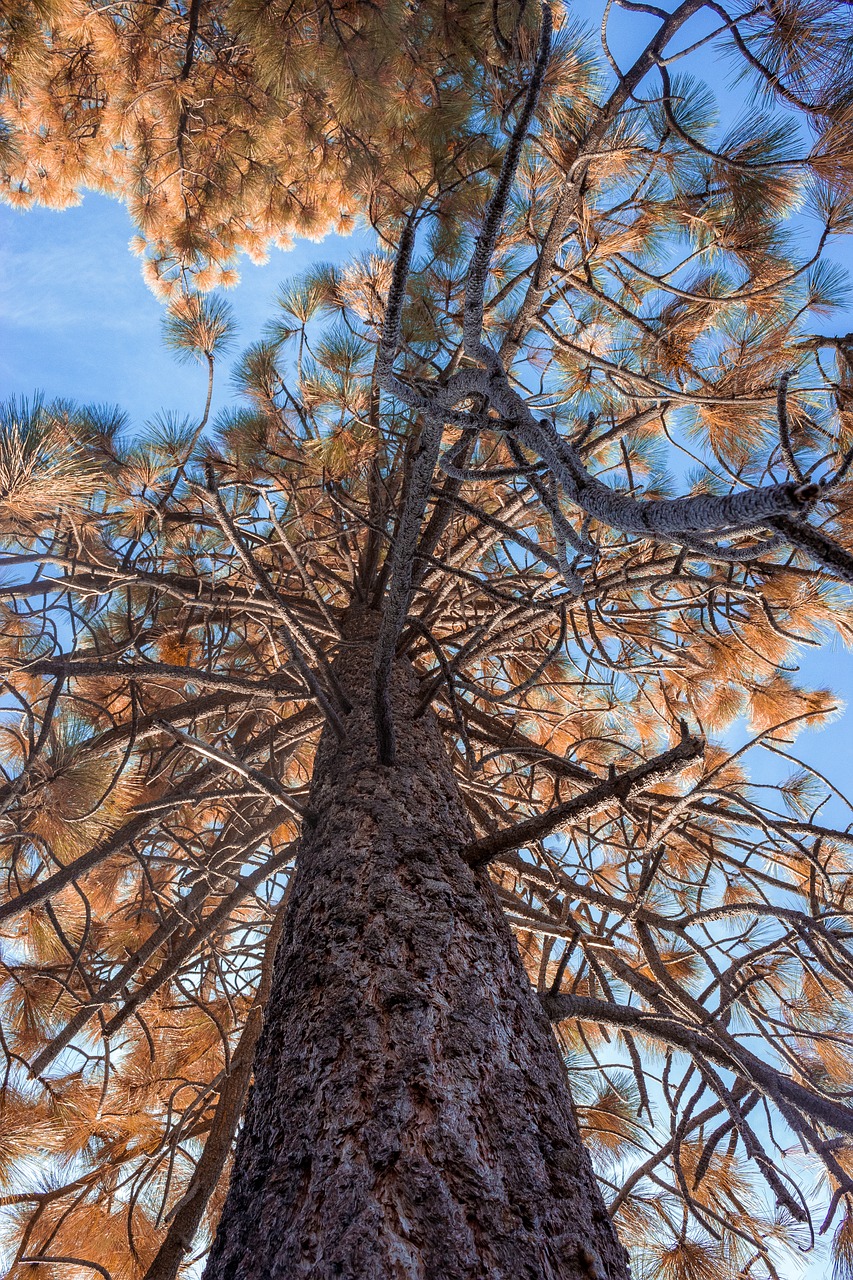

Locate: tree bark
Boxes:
[203,608,631,1280]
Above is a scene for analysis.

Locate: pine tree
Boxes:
[0,0,505,294]
[3,2,853,1278]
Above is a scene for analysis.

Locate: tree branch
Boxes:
[142,895,288,1280]
[373,415,444,763]
[542,992,853,1139]
[464,731,704,866]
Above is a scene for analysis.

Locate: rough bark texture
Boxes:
[203,608,631,1280]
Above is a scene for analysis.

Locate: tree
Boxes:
[0,0,509,294]
[3,1,853,1277]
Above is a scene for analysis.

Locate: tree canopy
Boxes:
[0,0,522,293]
[3,1,853,1277]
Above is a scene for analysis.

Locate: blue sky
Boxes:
[0,194,365,424]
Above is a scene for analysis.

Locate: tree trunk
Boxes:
[203,608,631,1280]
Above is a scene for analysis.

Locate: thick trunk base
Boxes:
[203,610,630,1280]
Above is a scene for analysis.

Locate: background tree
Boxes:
[3,1,853,1278]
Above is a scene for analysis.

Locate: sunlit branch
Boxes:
[7,658,301,699]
